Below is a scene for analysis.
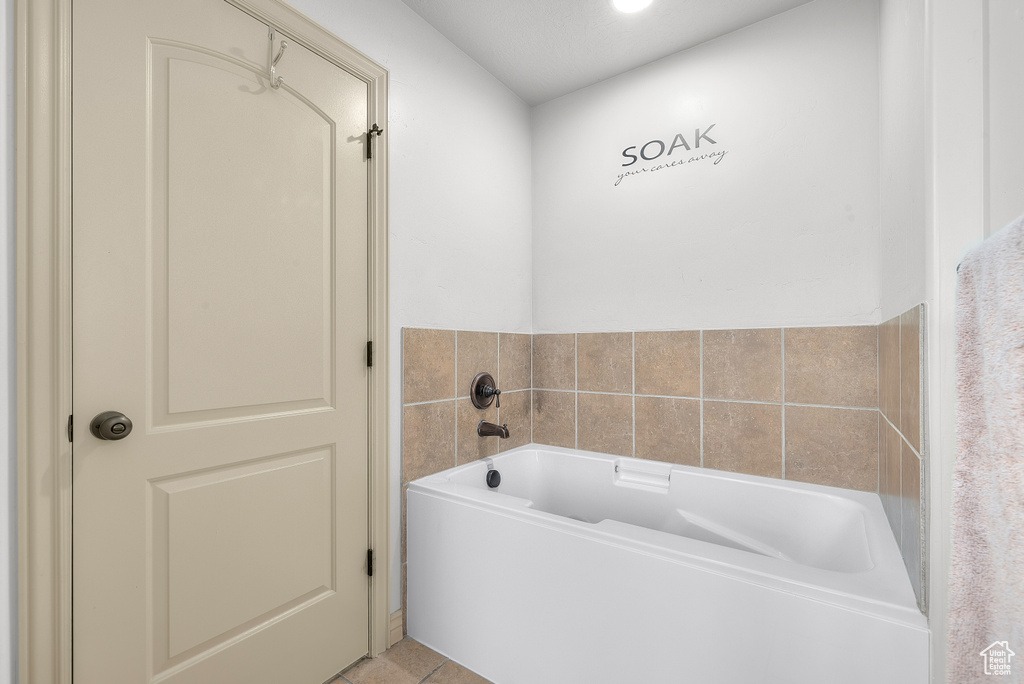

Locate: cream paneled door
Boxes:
[72,0,372,682]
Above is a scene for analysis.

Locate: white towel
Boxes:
[949,215,1024,683]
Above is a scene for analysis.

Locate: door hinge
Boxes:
[67,415,73,443]
[367,548,374,577]
[367,123,384,160]
[367,340,373,368]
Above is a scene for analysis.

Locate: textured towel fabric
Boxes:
[949,216,1024,683]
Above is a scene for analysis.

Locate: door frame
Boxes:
[15,1,390,681]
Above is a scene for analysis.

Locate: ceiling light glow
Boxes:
[613,0,653,13]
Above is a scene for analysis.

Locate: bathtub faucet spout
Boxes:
[478,421,510,439]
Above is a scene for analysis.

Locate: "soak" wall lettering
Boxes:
[621,125,718,166]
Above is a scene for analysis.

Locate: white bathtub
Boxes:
[407,445,928,684]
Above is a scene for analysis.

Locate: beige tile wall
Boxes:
[402,329,533,481]
[879,305,927,612]
[402,317,928,628]
[401,328,532,631]
[532,327,879,491]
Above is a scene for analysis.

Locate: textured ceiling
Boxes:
[400,0,816,105]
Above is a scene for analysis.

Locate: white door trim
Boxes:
[15,1,390,680]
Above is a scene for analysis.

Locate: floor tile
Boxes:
[425,659,492,684]
[342,638,445,684]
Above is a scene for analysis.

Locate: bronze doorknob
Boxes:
[90,411,133,441]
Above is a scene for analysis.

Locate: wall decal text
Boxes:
[615,124,726,186]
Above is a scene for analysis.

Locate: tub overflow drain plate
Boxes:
[486,469,501,488]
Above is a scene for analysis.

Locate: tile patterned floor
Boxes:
[333,638,493,684]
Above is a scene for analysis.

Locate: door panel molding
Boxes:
[15,1,390,681]
[149,41,338,425]
[152,446,337,668]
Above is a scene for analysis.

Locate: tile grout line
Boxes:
[495,332,500,454]
[781,328,786,480]
[783,402,879,411]
[575,333,579,450]
[417,656,450,684]
[528,389,880,411]
[530,387,588,394]
[877,324,882,496]
[400,327,405,496]
[399,328,405,605]
[496,333,500,449]
[403,390,531,409]
[880,405,923,459]
[918,305,928,458]
[524,390,880,412]
[453,332,459,464]
[878,317,924,457]
[699,330,704,469]
[530,334,534,445]
[632,331,636,458]
[897,316,903,551]
[917,305,929,612]
[883,329,894,534]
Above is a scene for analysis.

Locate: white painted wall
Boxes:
[926,2,1008,683]
[877,1,932,678]
[880,2,1008,682]
[1,0,16,679]
[531,0,880,333]
[927,1,988,680]
[878,0,928,320]
[282,0,533,614]
[987,0,1024,236]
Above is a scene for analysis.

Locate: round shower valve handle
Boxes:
[470,372,502,409]
[90,411,133,441]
